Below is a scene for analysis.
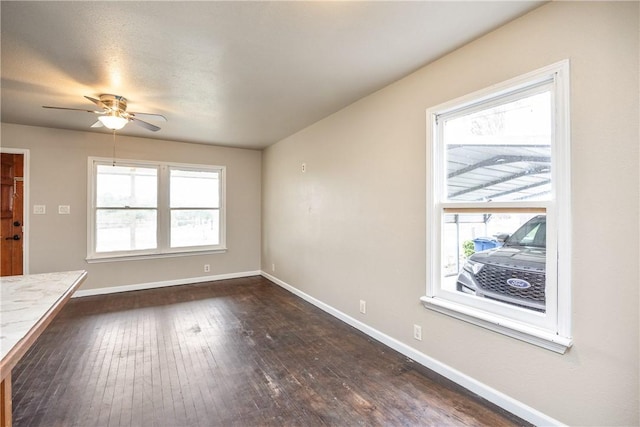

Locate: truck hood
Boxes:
[470,245,545,272]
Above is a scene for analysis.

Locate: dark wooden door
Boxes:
[1,153,24,276]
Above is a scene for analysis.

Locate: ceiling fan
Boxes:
[43,94,167,132]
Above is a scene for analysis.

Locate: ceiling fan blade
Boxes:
[42,105,102,114]
[130,112,167,122]
[131,117,161,132]
[90,120,104,128]
[84,96,107,109]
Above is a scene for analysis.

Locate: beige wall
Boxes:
[1,123,262,290]
[262,2,639,425]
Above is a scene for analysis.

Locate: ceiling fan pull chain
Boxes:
[112,130,117,166]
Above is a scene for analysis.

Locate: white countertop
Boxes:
[0,270,87,361]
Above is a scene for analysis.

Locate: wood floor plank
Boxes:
[10,276,530,426]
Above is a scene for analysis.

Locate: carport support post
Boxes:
[455,214,460,273]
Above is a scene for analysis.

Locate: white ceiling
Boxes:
[1,1,544,149]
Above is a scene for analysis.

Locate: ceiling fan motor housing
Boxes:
[100,94,128,113]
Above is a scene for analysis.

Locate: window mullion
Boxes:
[157,165,169,252]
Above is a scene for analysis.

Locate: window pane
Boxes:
[444,91,551,202]
[444,212,546,313]
[97,165,157,207]
[96,209,157,252]
[170,209,220,248]
[170,169,220,208]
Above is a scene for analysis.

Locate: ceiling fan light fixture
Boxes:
[98,113,128,130]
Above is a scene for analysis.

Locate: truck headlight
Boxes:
[463,259,484,275]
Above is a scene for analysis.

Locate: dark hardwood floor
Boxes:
[11,276,528,426]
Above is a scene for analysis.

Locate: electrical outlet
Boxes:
[271,263,276,272]
[33,205,46,215]
[359,300,366,314]
[204,264,210,273]
[58,205,71,214]
[301,163,307,173]
[413,324,422,341]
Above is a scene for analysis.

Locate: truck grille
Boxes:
[475,265,545,303]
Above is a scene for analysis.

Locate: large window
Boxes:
[422,61,571,353]
[88,158,225,260]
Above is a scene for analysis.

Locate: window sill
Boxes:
[86,248,227,263]
[420,296,572,354]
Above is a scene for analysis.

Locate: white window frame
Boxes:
[87,157,226,262]
[421,61,572,353]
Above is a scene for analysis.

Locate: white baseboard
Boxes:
[260,271,564,427]
[73,270,262,298]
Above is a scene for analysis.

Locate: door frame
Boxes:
[1,148,30,274]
